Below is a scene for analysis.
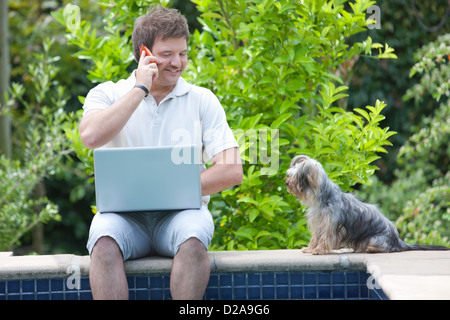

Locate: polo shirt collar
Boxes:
[171,77,191,97]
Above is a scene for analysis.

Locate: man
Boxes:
[80,6,242,300]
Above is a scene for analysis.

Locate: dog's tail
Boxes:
[400,240,450,251]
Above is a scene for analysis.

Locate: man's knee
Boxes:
[177,237,208,259]
[91,236,123,263]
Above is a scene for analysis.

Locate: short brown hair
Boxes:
[132,5,189,62]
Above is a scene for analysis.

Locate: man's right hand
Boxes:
[80,50,159,149]
[135,50,159,91]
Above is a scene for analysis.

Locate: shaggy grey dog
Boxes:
[286,155,449,254]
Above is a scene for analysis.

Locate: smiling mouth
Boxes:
[165,69,181,74]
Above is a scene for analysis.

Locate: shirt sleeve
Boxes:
[82,81,115,115]
[200,90,239,161]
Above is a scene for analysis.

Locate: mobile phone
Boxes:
[139,44,153,57]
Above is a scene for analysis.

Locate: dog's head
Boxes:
[285,155,325,205]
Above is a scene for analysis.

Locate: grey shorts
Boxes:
[86,204,214,261]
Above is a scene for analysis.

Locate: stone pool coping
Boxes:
[1,250,449,300]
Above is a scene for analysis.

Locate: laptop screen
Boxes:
[93,145,202,213]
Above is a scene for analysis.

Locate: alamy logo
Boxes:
[366,265,381,290]
[367,5,381,30]
[66,256,81,290]
[170,123,280,176]
[63,3,81,33]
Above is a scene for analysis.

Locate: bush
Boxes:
[0,40,72,251]
[395,34,449,245]
[54,0,397,250]
[188,0,396,250]
[358,34,450,246]
[347,0,450,179]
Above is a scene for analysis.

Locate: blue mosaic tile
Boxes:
[80,277,90,290]
[248,273,260,286]
[332,285,345,299]
[220,287,232,299]
[219,273,232,287]
[50,278,63,291]
[262,273,274,285]
[22,280,34,293]
[318,287,328,299]
[276,272,289,285]
[149,275,163,288]
[262,286,275,299]
[332,272,345,284]
[80,291,93,300]
[247,286,261,299]
[277,285,289,299]
[0,270,386,300]
[290,273,302,285]
[304,286,316,299]
[304,272,316,285]
[208,274,218,286]
[50,292,64,300]
[290,285,302,299]
[37,279,49,292]
[8,280,20,294]
[205,286,219,300]
[136,276,149,289]
[37,292,50,300]
[346,272,360,284]
[137,289,149,300]
[234,286,246,299]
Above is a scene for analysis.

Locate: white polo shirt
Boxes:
[83,71,238,164]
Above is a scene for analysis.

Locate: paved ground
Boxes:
[364,250,450,300]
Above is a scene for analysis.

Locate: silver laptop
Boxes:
[93,145,202,213]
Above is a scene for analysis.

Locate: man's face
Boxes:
[151,37,188,87]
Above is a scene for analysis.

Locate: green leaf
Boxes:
[248,208,259,223]
[271,113,292,129]
[237,196,258,206]
[354,108,370,122]
[235,226,258,241]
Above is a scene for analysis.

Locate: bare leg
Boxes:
[170,238,210,300]
[89,236,129,300]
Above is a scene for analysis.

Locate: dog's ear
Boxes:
[290,155,309,168]
[297,161,321,195]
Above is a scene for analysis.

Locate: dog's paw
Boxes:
[301,246,313,253]
[306,247,330,255]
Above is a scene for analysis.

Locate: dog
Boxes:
[285,155,449,254]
